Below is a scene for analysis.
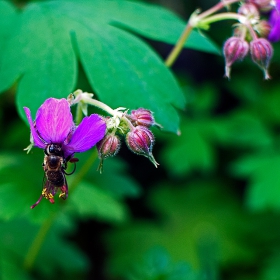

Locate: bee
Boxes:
[44,143,67,197]
[31,143,78,208]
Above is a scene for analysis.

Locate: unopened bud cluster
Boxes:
[222,1,275,79]
[97,108,159,172]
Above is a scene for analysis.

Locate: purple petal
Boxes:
[64,114,106,157]
[35,98,74,144]
[269,9,280,42]
[23,107,46,149]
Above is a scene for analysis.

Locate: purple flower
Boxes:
[268,1,280,42]
[24,98,106,207]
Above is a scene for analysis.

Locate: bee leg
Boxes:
[59,177,68,200]
[30,194,43,209]
[69,158,79,163]
[64,161,77,175]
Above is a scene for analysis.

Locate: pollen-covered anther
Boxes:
[125,126,159,168]
[59,192,65,199]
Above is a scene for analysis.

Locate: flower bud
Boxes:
[250,38,273,79]
[254,20,272,38]
[129,108,155,127]
[97,134,121,173]
[223,37,249,78]
[126,126,159,167]
[246,0,274,11]
[238,3,260,19]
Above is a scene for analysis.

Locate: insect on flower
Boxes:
[24,98,106,208]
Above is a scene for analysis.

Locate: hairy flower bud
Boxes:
[223,37,249,78]
[250,38,273,79]
[246,0,274,11]
[255,20,272,37]
[238,3,260,18]
[126,126,159,167]
[97,134,121,173]
[129,108,155,127]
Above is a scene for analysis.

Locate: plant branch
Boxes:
[23,149,99,270]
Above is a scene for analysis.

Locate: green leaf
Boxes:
[0,253,31,280]
[91,158,141,199]
[125,247,198,280]
[208,110,272,149]
[0,151,63,222]
[0,1,17,53]
[161,119,215,177]
[231,153,280,211]
[66,181,129,223]
[0,0,191,133]
[71,151,141,199]
[105,181,254,277]
[102,1,220,54]
[75,23,184,132]
[261,251,280,280]
[0,1,18,90]
[0,218,89,278]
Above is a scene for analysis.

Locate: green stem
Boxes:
[23,213,56,270]
[199,12,244,27]
[195,0,239,20]
[83,97,120,117]
[69,149,98,192]
[82,97,135,132]
[75,103,84,124]
[23,149,99,270]
[164,0,241,67]
[165,23,193,67]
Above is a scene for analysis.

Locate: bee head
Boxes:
[45,144,63,156]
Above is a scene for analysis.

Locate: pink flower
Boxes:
[24,98,106,207]
[24,98,106,159]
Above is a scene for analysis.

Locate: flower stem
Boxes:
[165,23,193,67]
[164,0,240,67]
[23,213,56,270]
[68,149,98,193]
[198,12,243,26]
[23,149,98,270]
[75,103,84,124]
[83,97,121,117]
[195,0,239,20]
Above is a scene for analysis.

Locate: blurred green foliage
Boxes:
[1,0,280,279]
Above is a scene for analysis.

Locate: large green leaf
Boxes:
[97,0,220,54]
[0,0,219,132]
[0,151,63,222]
[0,218,89,278]
[105,181,254,277]
[0,1,17,57]
[66,181,129,223]
[231,153,280,211]
[161,119,215,177]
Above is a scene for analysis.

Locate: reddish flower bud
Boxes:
[250,38,273,79]
[97,134,121,173]
[254,20,272,38]
[223,37,249,78]
[246,0,274,11]
[126,126,159,167]
[238,3,260,18]
[129,108,155,127]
